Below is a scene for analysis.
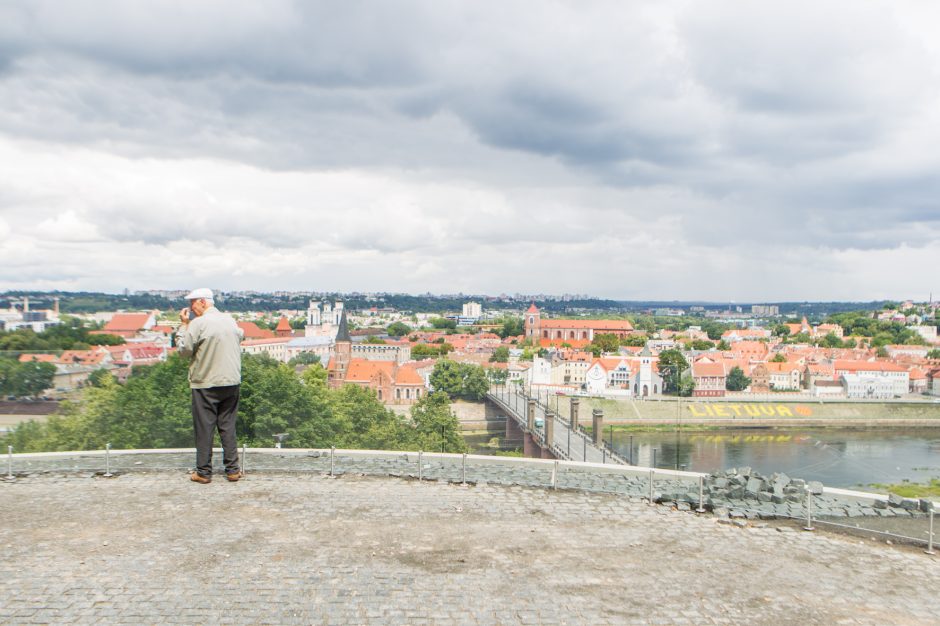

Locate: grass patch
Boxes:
[492,449,524,457]
[582,423,724,434]
[868,479,940,498]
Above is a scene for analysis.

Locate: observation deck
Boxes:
[2,449,939,624]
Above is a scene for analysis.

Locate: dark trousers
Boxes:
[192,385,240,477]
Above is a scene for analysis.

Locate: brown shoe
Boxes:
[190,472,211,484]
[225,472,241,482]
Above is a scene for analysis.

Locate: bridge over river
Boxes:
[486,386,630,464]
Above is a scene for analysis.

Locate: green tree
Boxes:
[690,339,715,351]
[485,367,508,384]
[772,324,791,337]
[330,384,411,450]
[409,392,468,453]
[87,368,114,388]
[622,335,647,347]
[489,346,510,363]
[429,360,490,401]
[928,349,940,359]
[820,333,842,348]
[725,366,751,391]
[497,317,524,339]
[4,361,57,396]
[386,321,412,337]
[656,349,688,395]
[287,352,321,367]
[770,353,787,363]
[588,333,620,356]
[716,340,731,351]
[429,317,457,330]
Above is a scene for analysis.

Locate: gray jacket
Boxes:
[175,307,244,389]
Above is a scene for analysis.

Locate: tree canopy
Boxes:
[1,354,465,453]
[0,359,56,397]
[656,349,688,395]
[725,366,751,392]
[429,360,490,401]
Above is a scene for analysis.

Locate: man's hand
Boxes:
[179,307,191,325]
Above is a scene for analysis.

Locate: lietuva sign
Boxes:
[687,403,814,418]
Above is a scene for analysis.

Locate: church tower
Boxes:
[524,303,541,343]
[637,344,653,397]
[329,309,352,389]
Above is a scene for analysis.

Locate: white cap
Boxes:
[184,287,213,300]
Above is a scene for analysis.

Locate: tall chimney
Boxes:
[53,297,60,315]
[23,296,29,313]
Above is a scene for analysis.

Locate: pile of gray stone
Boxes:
[652,466,932,520]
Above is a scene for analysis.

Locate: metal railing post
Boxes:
[629,435,634,465]
[242,443,247,476]
[696,476,706,513]
[583,437,586,461]
[803,487,815,531]
[418,450,423,481]
[602,448,606,464]
[926,508,936,556]
[552,460,558,490]
[6,445,12,480]
[648,468,655,505]
[103,443,113,478]
[461,453,467,485]
[330,445,335,476]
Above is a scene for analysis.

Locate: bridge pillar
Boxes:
[505,415,523,441]
[527,399,536,433]
[570,397,580,430]
[542,411,555,458]
[523,433,537,457]
[592,409,604,447]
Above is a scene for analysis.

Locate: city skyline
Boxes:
[0,1,938,300]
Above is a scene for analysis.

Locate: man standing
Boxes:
[175,288,244,484]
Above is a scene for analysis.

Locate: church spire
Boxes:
[336,308,351,343]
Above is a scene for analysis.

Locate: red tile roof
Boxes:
[237,321,275,339]
[18,354,57,363]
[540,320,634,331]
[834,360,908,373]
[103,313,152,333]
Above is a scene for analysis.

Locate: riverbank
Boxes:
[549,396,940,428]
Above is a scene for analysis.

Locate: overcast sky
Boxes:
[1,1,938,301]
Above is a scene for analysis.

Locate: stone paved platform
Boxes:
[2,472,939,625]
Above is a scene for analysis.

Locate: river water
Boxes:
[607,428,940,489]
[467,428,940,489]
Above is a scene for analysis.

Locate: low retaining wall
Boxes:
[547,396,940,427]
[4,448,935,532]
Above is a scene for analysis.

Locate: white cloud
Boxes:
[0,1,938,300]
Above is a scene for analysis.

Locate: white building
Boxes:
[909,325,938,343]
[526,356,553,386]
[834,361,909,396]
[885,345,929,359]
[842,373,897,399]
[305,300,344,338]
[462,302,482,320]
[285,336,333,364]
[352,342,412,364]
[241,338,290,362]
